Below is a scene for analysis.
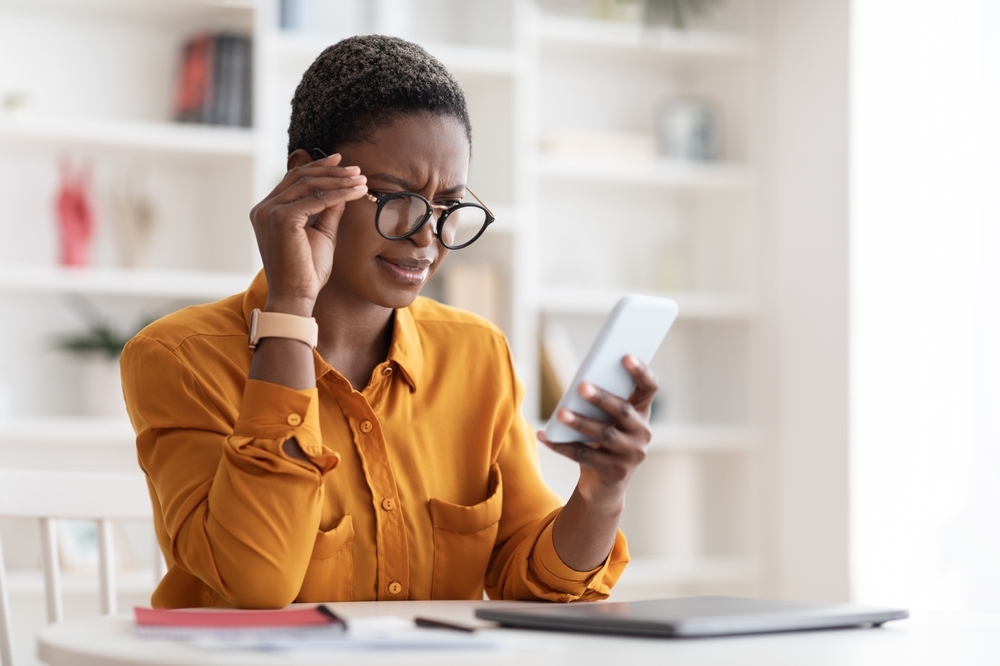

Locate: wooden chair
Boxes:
[0,469,156,666]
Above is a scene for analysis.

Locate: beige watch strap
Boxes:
[248,308,319,350]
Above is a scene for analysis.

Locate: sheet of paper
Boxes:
[136,615,539,653]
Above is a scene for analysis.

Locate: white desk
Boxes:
[37,600,1000,666]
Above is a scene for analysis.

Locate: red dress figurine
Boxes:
[55,158,95,266]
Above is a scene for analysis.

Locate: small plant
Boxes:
[54,302,153,360]
[643,0,721,29]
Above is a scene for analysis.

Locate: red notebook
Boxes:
[134,605,344,629]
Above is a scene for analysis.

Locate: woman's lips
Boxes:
[377,256,430,286]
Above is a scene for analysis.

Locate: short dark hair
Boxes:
[287,35,472,156]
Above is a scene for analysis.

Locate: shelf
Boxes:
[0,265,257,300]
[532,421,756,453]
[0,417,134,446]
[648,423,756,452]
[274,33,519,76]
[3,567,157,596]
[539,15,754,59]
[0,0,254,26]
[538,286,755,321]
[538,154,751,190]
[0,116,255,158]
[615,556,756,587]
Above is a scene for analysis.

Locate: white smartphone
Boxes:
[544,294,679,444]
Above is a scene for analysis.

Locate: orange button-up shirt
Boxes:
[121,271,628,608]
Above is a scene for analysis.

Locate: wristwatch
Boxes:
[248,308,319,350]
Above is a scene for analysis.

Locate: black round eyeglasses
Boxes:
[309,148,495,250]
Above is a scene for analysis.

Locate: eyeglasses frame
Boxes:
[308,147,495,250]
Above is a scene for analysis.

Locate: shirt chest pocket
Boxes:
[428,464,502,600]
[296,514,354,603]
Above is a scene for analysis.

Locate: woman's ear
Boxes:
[286,149,315,171]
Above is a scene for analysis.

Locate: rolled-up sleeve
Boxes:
[122,335,337,608]
[484,342,629,601]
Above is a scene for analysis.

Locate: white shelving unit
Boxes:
[0,0,766,613]
[538,154,752,189]
[522,1,760,599]
[538,14,754,58]
[0,265,257,299]
[537,286,755,320]
[0,116,255,157]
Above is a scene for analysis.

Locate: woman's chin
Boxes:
[371,279,426,310]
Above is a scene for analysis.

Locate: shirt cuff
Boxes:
[230,379,338,472]
[531,519,618,594]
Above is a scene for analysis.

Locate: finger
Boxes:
[310,197,357,238]
[264,154,358,199]
[272,175,367,206]
[576,382,645,435]
[623,355,659,410]
[309,151,343,166]
[294,164,362,178]
[266,184,368,227]
[536,429,598,449]
[554,408,633,452]
[262,152,345,198]
[539,435,618,468]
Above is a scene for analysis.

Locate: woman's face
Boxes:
[325,112,471,310]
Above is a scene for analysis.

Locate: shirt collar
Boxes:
[241,270,423,391]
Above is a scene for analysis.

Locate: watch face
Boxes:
[248,308,261,349]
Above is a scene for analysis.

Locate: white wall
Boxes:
[851,0,1000,611]
[758,0,851,602]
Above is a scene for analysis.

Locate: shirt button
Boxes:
[381,498,395,511]
[360,420,373,434]
[382,367,393,376]
[286,414,302,426]
[388,581,402,595]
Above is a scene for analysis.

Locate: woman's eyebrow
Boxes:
[366,173,466,195]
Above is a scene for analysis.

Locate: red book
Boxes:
[134,605,344,630]
[174,34,215,123]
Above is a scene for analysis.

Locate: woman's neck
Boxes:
[312,285,395,391]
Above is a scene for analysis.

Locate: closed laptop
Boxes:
[475,596,909,638]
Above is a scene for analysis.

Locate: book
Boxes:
[174,33,252,127]
[134,605,343,629]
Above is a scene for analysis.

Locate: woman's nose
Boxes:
[410,214,437,247]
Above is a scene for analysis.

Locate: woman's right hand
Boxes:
[249,152,368,316]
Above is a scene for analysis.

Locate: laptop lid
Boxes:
[475,596,909,638]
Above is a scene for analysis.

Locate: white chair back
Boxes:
[0,469,153,666]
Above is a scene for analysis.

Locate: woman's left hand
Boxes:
[538,354,659,511]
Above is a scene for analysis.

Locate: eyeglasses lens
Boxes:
[377,194,428,239]
[439,205,488,248]
[376,194,490,248]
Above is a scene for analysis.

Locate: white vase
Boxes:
[79,357,127,417]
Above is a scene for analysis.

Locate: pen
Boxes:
[316,604,348,630]
[414,616,477,633]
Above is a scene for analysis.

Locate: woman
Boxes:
[121,35,657,609]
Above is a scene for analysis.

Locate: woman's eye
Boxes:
[438,200,463,207]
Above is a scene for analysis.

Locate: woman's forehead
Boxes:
[348,114,470,189]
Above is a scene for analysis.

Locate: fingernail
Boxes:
[353,184,367,190]
[559,409,575,423]
[580,382,597,398]
[624,355,638,367]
